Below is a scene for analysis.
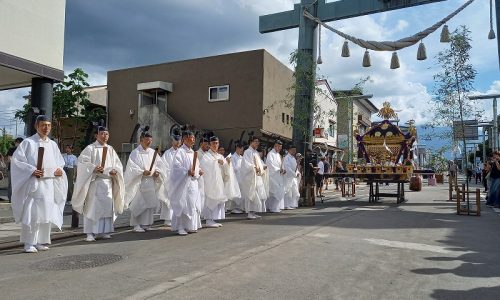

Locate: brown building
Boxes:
[107,49,294,153]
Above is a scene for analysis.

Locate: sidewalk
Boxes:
[0,175,492,251]
[0,199,162,250]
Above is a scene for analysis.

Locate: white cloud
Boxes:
[487,80,500,94]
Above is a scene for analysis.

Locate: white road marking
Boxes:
[310,233,330,238]
[364,238,471,255]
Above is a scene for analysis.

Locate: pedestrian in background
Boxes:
[474,163,482,184]
[62,145,77,203]
[7,137,23,202]
[486,151,500,208]
[323,157,331,190]
[482,162,489,192]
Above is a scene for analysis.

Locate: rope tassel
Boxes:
[317,24,323,64]
[362,50,371,67]
[341,41,350,57]
[489,29,496,40]
[390,51,400,69]
[440,24,451,42]
[417,41,427,60]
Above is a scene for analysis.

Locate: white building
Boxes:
[313,79,338,150]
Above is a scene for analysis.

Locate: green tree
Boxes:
[15,68,106,149]
[0,130,14,156]
[427,147,449,173]
[428,25,478,173]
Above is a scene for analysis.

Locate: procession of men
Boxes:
[9,116,303,252]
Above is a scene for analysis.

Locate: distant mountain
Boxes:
[417,126,453,158]
[416,125,485,159]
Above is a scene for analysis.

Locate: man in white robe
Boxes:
[72,126,125,242]
[200,136,229,228]
[266,140,285,213]
[283,146,300,209]
[240,137,267,219]
[124,132,164,232]
[196,135,210,220]
[228,143,245,214]
[11,115,67,253]
[157,134,182,226]
[169,131,203,235]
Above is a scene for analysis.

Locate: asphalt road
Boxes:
[0,183,499,300]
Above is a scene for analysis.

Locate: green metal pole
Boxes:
[293,0,318,155]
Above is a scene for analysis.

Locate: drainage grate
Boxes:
[31,253,123,271]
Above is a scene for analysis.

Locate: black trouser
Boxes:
[7,170,12,202]
[315,174,324,189]
[475,173,481,184]
[64,167,75,202]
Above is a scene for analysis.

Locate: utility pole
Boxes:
[259,0,445,154]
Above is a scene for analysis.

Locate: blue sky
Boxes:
[0,0,498,142]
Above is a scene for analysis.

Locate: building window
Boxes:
[282,113,285,123]
[286,114,290,124]
[329,121,335,138]
[291,116,293,124]
[139,90,167,112]
[140,91,156,107]
[208,85,229,102]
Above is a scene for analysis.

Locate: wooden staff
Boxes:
[149,147,159,172]
[100,147,108,169]
[36,147,45,177]
[191,151,198,175]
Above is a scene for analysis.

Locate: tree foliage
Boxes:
[427,146,449,173]
[0,131,14,156]
[427,25,478,167]
[15,68,106,149]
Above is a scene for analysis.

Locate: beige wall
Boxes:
[0,0,65,70]
[262,51,294,140]
[107,50,267,150]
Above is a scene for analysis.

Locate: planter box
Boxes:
[435,174,444,184]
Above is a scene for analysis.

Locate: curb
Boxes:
[0,220,166,251]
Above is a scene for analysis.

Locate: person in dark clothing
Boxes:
[466,166,473,183]
[482,162,489,192]
[323,158,331,190]
[334,161,345,191]
[7,138,23,202]
[486,152,500,207]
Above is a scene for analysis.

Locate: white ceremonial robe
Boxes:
[224,153,241,203]
[240,147,267,213]
[283,154,300,208]
[124,145,165,227]
[156,147,179,223]
[72,142,125,235]
[11,133,68,245]
[200,150,229,220]
[169,144,203,232]
[266,149,285,212]
[227,153,244,210]
[197,149,207,215]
